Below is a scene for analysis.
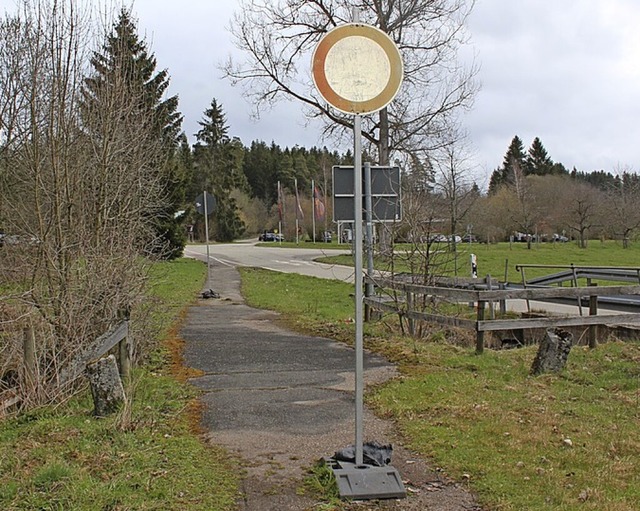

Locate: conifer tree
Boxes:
[193,98,246,241]
[82,9,185,258]
[526,137,554,176]
[488,135,526,194]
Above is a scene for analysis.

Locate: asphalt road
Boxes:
[183,241,620,316]
[184,240,355,283]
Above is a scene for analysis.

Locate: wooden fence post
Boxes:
[476,301,485,354]
[117,307,132,380]
[406,291,415,336]
[23,326,36,389]
[486,275,495,319]
[118,326,131,380]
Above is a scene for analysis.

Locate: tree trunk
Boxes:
[530,329,573,376]
[86,355,126,417]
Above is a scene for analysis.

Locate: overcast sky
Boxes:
[3,0,640,187]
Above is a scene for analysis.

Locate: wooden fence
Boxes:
[364,275,640,354]
[1,321,131,415]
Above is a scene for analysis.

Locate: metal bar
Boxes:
[364,162,374,322]
[353,113,364,467]
[572,264,583,316]
[476,301,485,354]
[515,264,640,270]
[204,190,211,289]
[589,284,598,349]
[519,266,531,313]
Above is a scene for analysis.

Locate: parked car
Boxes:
[553,233,569,242]
[321,231,332,243]
[462,234,477,243]
[258,231,284,242]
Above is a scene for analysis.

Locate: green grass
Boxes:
[0,258,239,511]
[237,267,640,511]
[255,240,347,249]
[318,240,640,283]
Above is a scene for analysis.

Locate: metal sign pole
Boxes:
[353,115,364,467]
[312,179,317,243]
[364,162,375,321]
[311,12,405,499]
[204,190,211,289]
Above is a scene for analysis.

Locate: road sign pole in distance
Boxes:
[312,23,403,115]
[195,192,216,216]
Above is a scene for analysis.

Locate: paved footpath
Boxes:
[180,260,483,511]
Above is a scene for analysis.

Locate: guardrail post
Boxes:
[475,300,485,354]
[588,284,598,349]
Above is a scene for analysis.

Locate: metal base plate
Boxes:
[327,458,406,500]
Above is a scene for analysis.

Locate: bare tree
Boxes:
[605,167,640,248]
[561,179,602,248]
[0,1,174,407]
[507,160,540,249]
[431,133,479,254]
[224,0,478,165]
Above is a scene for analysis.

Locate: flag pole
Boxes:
[277,181,283,244]
[295,178,299,245]
[312,179,317,243]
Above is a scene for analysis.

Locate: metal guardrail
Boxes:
[366,272,640,354]
[514,265,640,312]
[515,264,640,284]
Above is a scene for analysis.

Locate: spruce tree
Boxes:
[526,137,554,176]
[193,99,246,241]
[488,135,526,194]
[82,9,185,258]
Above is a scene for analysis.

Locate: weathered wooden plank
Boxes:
[371,278,480,301]
[372,276,640,301]
[59,321,128,384]
[0,391,20,416]
[477,313,640,332]
[363,297,476,330]
[478,284,640,301]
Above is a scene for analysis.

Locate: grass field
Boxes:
[240,265,640,511]
[0,259,239,511]
[3,242,639,510]
[318,240,640,283]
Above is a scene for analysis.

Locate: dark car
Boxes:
[258,231,284,242]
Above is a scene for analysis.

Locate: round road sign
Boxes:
[312,23,403,115]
